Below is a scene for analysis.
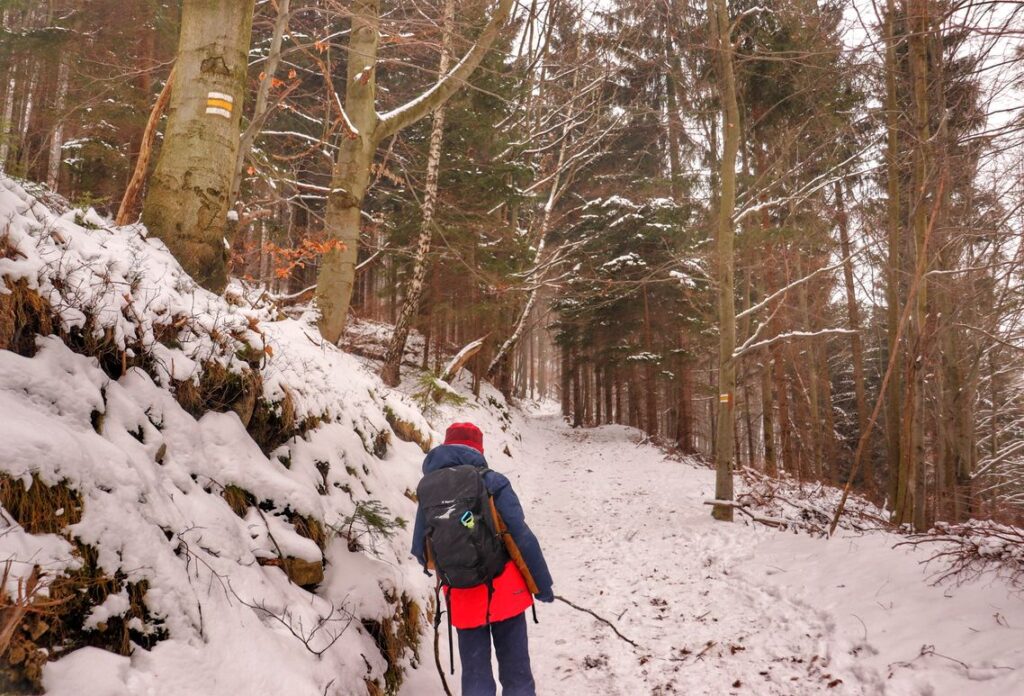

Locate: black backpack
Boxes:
[417,465,508,589]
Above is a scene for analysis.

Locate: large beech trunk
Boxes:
[142,0,256,292]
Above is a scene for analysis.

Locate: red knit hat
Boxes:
[444,422,484,454]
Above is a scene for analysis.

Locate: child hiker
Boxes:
[412,422,554,696]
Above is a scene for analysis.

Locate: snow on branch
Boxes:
[729,6,772,36]
[332,92,360,139]
[736,251,860,321]
[374,0,514,141]
[441,335,488,383]
[732,328,856,360]
[733,142,879,225]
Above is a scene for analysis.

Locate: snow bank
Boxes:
[0,176,450,695]
[0,177,261,385]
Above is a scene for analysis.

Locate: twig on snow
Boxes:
[554,595,641,649]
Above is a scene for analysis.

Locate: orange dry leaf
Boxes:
[263,237,346,281]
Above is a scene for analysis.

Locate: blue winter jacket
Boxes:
[410,444,554,601]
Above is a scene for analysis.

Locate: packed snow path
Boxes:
[518,417,846,694]
[409,413,1024,695]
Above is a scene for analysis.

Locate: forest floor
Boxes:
[406,409,1024,695]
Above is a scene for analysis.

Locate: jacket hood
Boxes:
[422,443,488,474]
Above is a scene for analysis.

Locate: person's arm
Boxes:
[489,473,554,601]
[410,504,428,569]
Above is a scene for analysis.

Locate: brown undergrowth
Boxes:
[363,593,423,695]
[1,245,421,695]
[0,475,167,693]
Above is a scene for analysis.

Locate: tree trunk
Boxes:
[761,352,776,476]
[774,337,794,474]
[572,353,583,427]
[741,269,756,467]
[316,0,380,343]
[560,346,571,419]
[380,0,454,387]
[642,286,659,438]
[883,0,903,510]
[710,0,738,521]
[836,180,871,490]
[817,319,837,483]
[231,0,292,207]
[46,59,69,190]
[604,363,614,424]
[16,71,37,173]
[0,63,16,173]
[797,255,822,479]
[895,0,931,531]
[142,0,256,292]
[615,367,624,424]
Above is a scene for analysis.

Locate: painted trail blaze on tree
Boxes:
[142,0,256,293]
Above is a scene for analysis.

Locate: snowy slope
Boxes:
[0,176,446,695]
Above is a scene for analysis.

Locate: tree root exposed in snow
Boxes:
[554,595,642,649]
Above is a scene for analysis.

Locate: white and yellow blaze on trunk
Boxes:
[205,91,234,119]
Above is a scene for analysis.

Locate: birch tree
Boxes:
[485,66,607,387]
[380,0,455,387]
[45,59,69,190]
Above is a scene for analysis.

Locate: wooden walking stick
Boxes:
[489,498,540,595]
[427,543,453,695]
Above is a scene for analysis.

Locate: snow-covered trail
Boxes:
[491,413,1024,696]
[512,416,840,694]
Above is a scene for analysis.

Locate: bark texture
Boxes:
[142,0,256,292]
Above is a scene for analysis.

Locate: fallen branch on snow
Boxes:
[894,521,1024,588]
[702,499,788,528]
[737,467,890,536]
[554,595,641,649]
